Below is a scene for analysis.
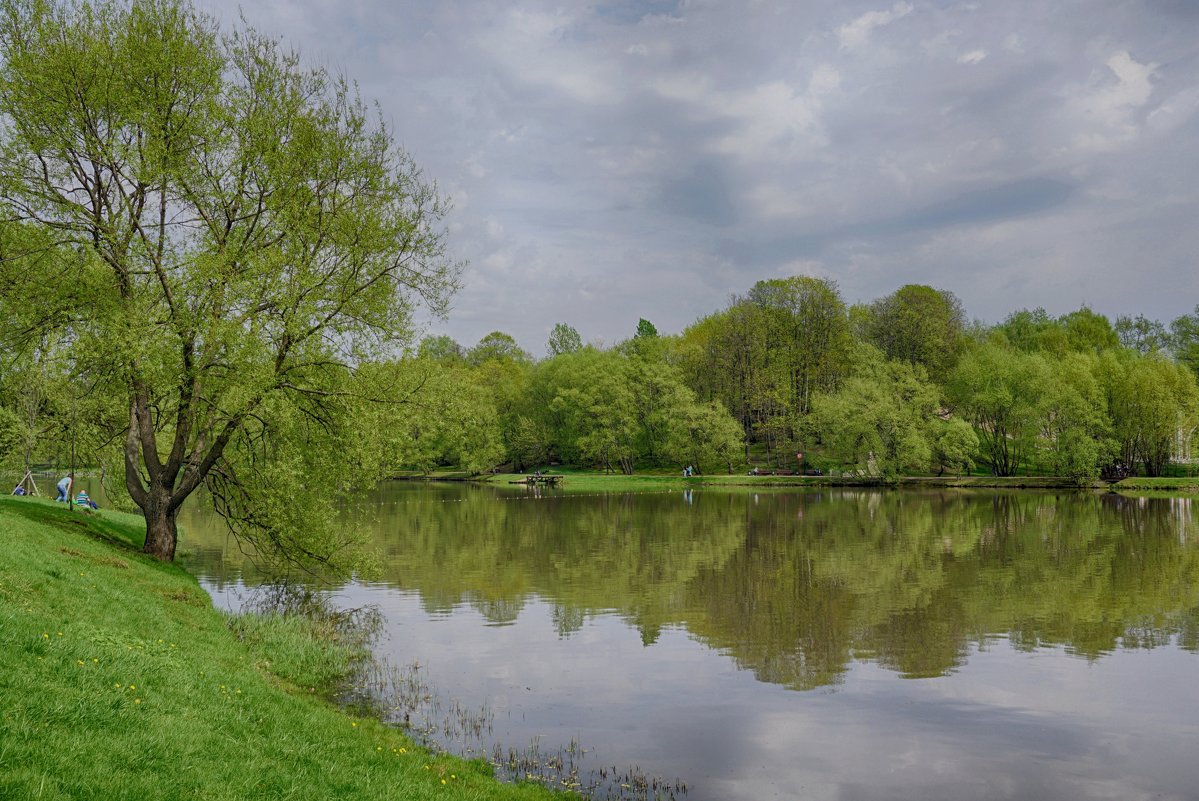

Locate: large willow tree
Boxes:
[0,0,459,564]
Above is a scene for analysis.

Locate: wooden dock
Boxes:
[509,474,563,487]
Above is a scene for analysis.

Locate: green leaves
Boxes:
[0,0,459,564]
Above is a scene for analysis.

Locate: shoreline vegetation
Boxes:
[395,469,1199,494]
[0,495,563,801]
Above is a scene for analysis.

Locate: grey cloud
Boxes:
[657,161,738,227]
[196,0,1199,349]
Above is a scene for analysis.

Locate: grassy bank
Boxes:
[1112,477,1199,493]
[474,470,1108,492]
[0,496,564,801]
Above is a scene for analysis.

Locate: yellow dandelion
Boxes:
[76,660,84,666]
[351,722,358,727]
[134,699,141,705]
[440,780,446,785]
[129,685,136,690]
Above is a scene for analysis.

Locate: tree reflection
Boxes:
[182,486,1199,691]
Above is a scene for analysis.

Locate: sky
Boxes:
[198,0,1199,356]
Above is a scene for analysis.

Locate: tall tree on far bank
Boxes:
[861,284,967,383]
[1115,314,1171,355]
[546,322,583,357]
[1171,306,1199,379]
[0,0,460,565]
[946,343,1049,476]
[747,276,851,418]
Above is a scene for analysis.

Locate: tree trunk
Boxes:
[141,491,179,561]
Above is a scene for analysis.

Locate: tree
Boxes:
[946,342,1049,476]
[1059,307,1119,353]
[809,347,939,480]
[1098,351,1199,476]
[546,322,583,357]
[666,400,744,474]
[862,284,967,382]
[635,318,659,339]
[1036,352,1109,480]
[363,358,504,475]
[1115,314,1170,355]
[467,331,531,366]
[930,418,979,477]
[418,335,465,364]
[747,276,851,418]
[0,0,459,564]
[1170,306,1199,378]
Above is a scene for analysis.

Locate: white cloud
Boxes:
[1069,50,1159,152]
[838,2,914,51]
[957,49,988,65]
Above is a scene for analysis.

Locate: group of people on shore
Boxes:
[10,473,98,510]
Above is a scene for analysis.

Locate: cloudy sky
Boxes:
[199,0,1199,355]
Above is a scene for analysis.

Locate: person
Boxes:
[12,484,26,496]
[55,474,72,503]
[74,489,97,510]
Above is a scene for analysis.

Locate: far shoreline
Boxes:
[389,471,1199,494]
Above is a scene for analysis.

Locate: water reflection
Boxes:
[181,487,1199,801]
[185,487,1199,686]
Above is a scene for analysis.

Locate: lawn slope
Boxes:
[0,496,565,801]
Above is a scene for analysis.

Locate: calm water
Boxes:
[179,483,1199,801]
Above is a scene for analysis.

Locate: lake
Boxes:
[179,483,1199,801]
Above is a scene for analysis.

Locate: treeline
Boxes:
[379,279,1199,479]
[4,278,1199,481]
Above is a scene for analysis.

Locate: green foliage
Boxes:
[0,0,459,564]
[1036,352,1110,480]
[1099,351,1199,476]
[417,335,465,364]
[634,318,659,339]
[947,342,1048,476]
[467,331,531,366]
[747,276,851,417]
[809,346,940,479]
[861,284,966,382]
[545,322,583,357]
[1171,305,1199,378]
[362,358,505,476]
[1116,314,1171,354]
[997,306,1118,356]
[931,418,979,477]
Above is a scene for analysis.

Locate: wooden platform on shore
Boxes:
[509,474,563,486]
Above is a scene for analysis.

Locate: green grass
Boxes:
[0,496,566,801]
[1113,477,1199,492]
